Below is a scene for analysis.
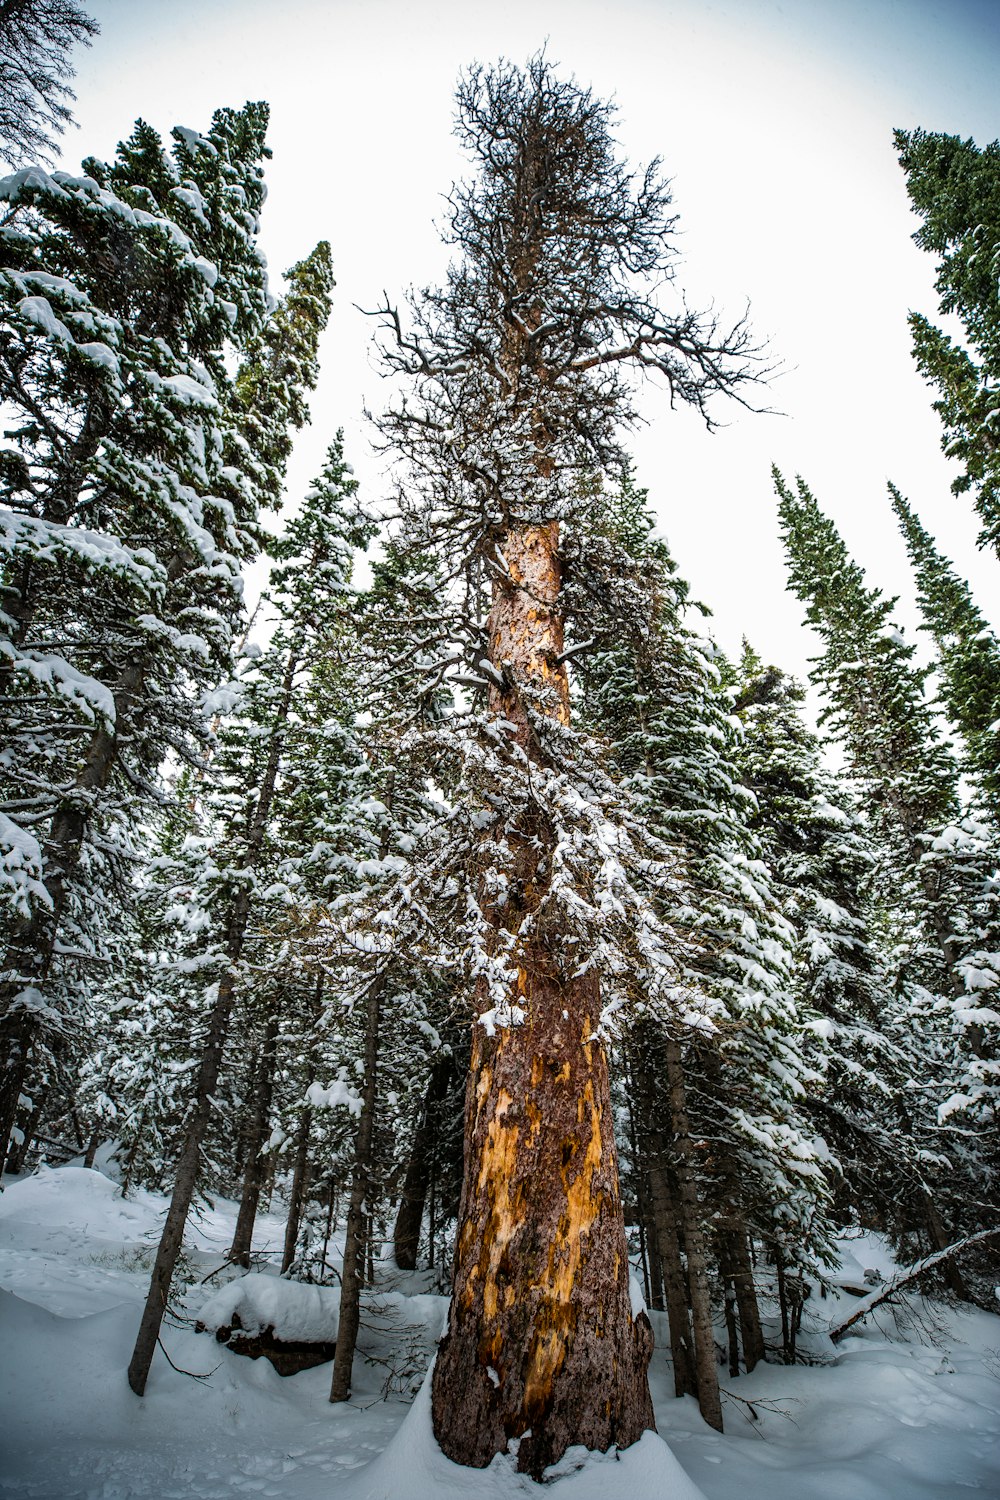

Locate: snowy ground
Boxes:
[2,1165,999,1500]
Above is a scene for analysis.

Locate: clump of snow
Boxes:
[198,1272,340,1343]
[337,1366,708,1500]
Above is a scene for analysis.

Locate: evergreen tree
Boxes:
[729,646,922,1237]
[371,55,764,1474]
[0,103,273,1177]
[570,475,835,1397]
[895,128,1000,555]
[776,469,1000,1277]
[127,430,367,1393]
[890,483,1000,822]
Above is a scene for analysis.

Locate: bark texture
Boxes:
[432,978,654,1476]
[662,1036,723,1431]
[431,519,654,1476]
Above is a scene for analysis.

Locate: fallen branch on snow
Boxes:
[829,1227,1000,1343]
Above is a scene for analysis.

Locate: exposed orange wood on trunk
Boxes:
[432,298,652,1471]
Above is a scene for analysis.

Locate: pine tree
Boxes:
[370,56,765,1473]
[776,469,1000,1275]
[570,474,835,1394]
[895,128,1000,555]
[127,429,365,1394]
[729,646,922,1236]
[890,484,1000,822]
[0,103,274,1177]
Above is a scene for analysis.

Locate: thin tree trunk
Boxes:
[329,973,385,1402]
[728,1227,765,1371]
[83,1125,102,1170]
[922,1189,969,1300]
[282,1112,314,1275]
[662,1036,723,1431]
[644,1194,665,1313]
[630,1037,694,1398]
[228,1006,281,1267]
[625,1085,654,1312]
[775,1248,791,1363]
[647,1154,697,1398]
[0,1040,36,1178]
[393,1057,452,1270]
[281,973,323,1274]
[127,972,237,1395]
[721,1260,740,1379]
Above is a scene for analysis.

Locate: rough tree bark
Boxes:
[431,520,654,1477]
[379,58,760,1477]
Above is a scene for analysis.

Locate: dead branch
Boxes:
[829,1226,1000,1342]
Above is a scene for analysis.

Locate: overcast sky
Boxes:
[64,0,1000,685]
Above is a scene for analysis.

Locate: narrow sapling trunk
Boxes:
[393,1057,453,1271]
[662,1037,723,1431]
[329,973,384,1402]
[128,972,237,1394]
[228,1006,281,1267]
[281,974,323,1274]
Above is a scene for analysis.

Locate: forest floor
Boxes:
[1,1165,999,1500]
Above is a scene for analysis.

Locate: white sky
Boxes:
[65,0,1000,686]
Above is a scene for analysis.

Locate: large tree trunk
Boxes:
[393,1056,453,1271]
[329,973,384,1402]
[228,1006,281,1267]
[431,522,654,1478]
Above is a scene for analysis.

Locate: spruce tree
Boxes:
[776,469,1000,1272]
[0,103,274,1177]
[729,646,922,1236]
[570,474,836,1393]
[895,128,1000,555]
[127,430,366,1394]
[890,484,1000,822]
